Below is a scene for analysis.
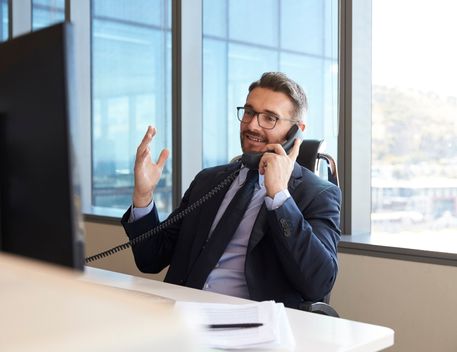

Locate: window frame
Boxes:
[338,0,371,236]
[8,0,31,38]
[338,0,457,267]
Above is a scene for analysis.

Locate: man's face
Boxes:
[240,87,302,153]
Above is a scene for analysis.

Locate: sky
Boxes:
[372,0,457,97]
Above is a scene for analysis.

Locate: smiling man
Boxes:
[121,72,341,309]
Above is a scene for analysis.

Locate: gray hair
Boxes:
[248,72,308,121]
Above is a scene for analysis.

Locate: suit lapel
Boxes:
[188,163,240,267]
[287,162,304,194]
[247,162,303,253]
[247,204,268,252]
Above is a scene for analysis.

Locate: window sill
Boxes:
[83,206,124,225]
[339,232,457,267]
[83,206,170,226]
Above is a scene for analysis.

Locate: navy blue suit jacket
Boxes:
[121,162,341,309]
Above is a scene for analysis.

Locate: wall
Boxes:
[84,220,166,281]
[331,253,457,352]
[85,220,457,351]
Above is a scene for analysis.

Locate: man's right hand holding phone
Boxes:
[132,126,169,208]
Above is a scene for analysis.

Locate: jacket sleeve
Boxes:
[266,183,341,301]
[120,180,196,274]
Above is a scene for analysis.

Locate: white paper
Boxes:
[174,301,295,350]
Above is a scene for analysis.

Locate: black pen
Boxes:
[207,323,263,329]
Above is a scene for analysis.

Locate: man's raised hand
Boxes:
[133,126,169,208]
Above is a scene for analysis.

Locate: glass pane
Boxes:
[92,0,172,218]
[203,0,339,167]
[280,53,324,137]
[93,0,169,28]
[372,0,457,235]
[228,0,278,47]
[203,38,228,166]
[0,0,8,41]
[203,0,226,38]
[281,0,323,55]
[324,0,338,59]
[32,0,65,30]
[227,43,278,159]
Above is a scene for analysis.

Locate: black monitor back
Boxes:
[0,23,84,270]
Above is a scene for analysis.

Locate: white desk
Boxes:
[82,267,394,352]
[0,254,200,352]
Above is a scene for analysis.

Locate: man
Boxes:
[121,72,341,309]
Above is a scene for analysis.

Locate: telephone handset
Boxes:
[85,124,304,264]
[241,124,304,170]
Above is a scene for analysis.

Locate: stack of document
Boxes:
[174,300,295,350]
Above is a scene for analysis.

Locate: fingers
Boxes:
[258,144,287,174]
[134,126,169,172]
[259,138,302,174]
[137,126,156,157]
[288,138,302,161]
[156,148,169,169]
[263,139,301,158]
[264,143,287,156]
[258,155,266,175]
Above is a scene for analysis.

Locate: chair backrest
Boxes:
[296,139,339,187]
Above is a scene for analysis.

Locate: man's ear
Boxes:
[298,121,306,131]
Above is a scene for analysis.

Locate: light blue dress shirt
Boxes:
[130,167,290,298]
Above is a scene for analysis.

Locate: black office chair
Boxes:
[296,139,339,187]
[296,139,339,318]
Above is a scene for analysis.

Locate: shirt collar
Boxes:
[238,166,264,188]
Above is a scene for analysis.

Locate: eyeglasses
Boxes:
[236,107,297,130]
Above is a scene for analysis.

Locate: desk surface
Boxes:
[0,254,200,352]
[82,266,394,352]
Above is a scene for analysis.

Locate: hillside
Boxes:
[372,85,457,178]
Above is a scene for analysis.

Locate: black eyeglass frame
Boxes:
[236,106,298,130]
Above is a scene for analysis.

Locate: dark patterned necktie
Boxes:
[185,169,259,288]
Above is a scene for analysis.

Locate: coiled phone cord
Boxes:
[85,165,241,264]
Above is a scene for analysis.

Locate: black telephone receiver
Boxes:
[241,124,304,170]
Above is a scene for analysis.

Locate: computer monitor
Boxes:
[0,23,84,270]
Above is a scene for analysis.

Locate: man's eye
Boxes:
[264,114,278,122]
[245,109,256,116]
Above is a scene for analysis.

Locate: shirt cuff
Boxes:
[128,201,155,223]
[264,189,291,210]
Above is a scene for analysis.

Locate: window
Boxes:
[32,0,65,30]
[371,0,457,236]
[3,0,338,221]
[0,0,7,41]
[91,0,172,218]
[202,0,339,167]
[6,0,457,260]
